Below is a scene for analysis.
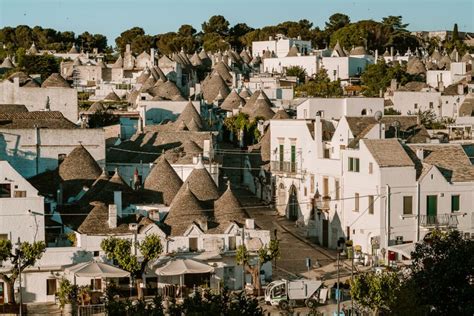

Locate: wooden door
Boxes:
[0,282,4,304]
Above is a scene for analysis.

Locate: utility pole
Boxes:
[351,247,354,315]
[17,237,22,316]
[336,251,340,316]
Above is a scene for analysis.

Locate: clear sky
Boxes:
[0,0,473,45]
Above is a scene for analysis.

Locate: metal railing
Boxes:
[419,214,458,228]
[270,160,298,173]
[78,304,106,316]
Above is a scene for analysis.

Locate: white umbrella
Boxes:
[66,261,130,278]
[155,258,214,276]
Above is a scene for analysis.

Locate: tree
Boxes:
[236,239,280,292]
[295,68,343,97]
[202,33,229,53]
[17,53,59,81]
[350,271,400,315]
[452,23,459,43]
[101,234,163,299]
[382,16,408,31]
[202,15,230,36]
[115,27,146,53]
[325,13,351,34]
[285,65,306,83]
[408,229,474,315]
[0,239,46,304]
[178,24,196,37]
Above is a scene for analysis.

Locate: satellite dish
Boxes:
[392,120,401,128]
[374,111,383,122]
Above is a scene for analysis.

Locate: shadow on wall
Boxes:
[0,133,59,178]
[330,211,344,249]
[146,108,177,125]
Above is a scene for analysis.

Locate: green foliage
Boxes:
[258,239,280,264]
[224,113,261,146]
[384,108,401,115]
[106,295,166,316]
[361,60,422,97]
[87,110,119,128]
[202,15,230,36]
[17,54,60,80]
[100,234,163,278]
[325,13,351,34]
[115,27,154,54]
[77,32,107,52]
[57,278,77,307]
[295,68,343,97]
[0,240,46,303]
[350,271,400,314]
[285,65,306,83]
[408,109,453,129]
[408,229,474,315]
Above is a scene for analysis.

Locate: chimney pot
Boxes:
[108,204,117,228]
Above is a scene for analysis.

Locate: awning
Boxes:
[65,261,130,278]
[387,243,416,260]
[154,258,214,276]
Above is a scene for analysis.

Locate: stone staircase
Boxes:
[26,302,62,315]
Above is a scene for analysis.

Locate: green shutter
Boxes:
[279,144,284,162]
[451,195,460,212]
[355,158,360,172]
[348,157,353,171]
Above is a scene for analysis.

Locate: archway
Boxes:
[361,109,367,115]
[287,185,299,221]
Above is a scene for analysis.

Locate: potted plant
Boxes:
[57,278,77,316]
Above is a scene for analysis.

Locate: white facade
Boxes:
[0,128,105,178]
[0,78,78,122]
[252,35,312,58]
[426,62,469,89]
[297,97,384,120]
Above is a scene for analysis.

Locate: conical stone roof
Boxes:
[111,55,123,68]
[88,101,106,113]
[214,182,247,224]
[242,89,271,115]
[438,55,452,70]
[148,80,185,101]
[59,144,102,181]
[286,45,299,57]
[151,66,167,82]
[136,69,150,84]
[190,52,202,67]
[431,49,442,62]
[272,107,291,119]
[28,42,38,55]
[251,92,275,120]
[42,73,70,88]
[144,155,183,205]
[221,89,246,111]
[182,140,202,155]
[240,49,252,64]
[199,49,209,60]
[176,160,219,203]
[213,61,233,83]
[0,56,14,68]
[68,45,79,54]
[461,52,472,63]
[332,41,346,57]
[201,72,230,104]
[103,90,121,102]
[186,118,201,131]
[239,87,252,99]
[407,57,426,75]
[176,100,203,129]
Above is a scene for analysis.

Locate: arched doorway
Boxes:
[287,185,299,221]
[277,183,286,213]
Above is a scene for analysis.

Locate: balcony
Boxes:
[419,214,459,229]
[271,160,298,174]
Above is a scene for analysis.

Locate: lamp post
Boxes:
[16,238,22,316]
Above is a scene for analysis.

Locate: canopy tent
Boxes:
[65,261,130,278]
[387,242,416,260]
[155,258,214,276]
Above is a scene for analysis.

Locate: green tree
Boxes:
[115,27,146,53]
[0,240,46,304]
[236,239,280,292]
[178,24,196,37]
[202,33,229,52]
[228,23,254,51]
[295,68,343,97]
[101,234,163,299]
[381,15,408,31]
[408,229,474,315]
[350,271,400,315]
[285,65,306,83]
[18,54,60,80]
[202,15,230,36]
[325,13,351,35]
[452,23,459,42]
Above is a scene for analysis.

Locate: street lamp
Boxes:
[15,238,23,316]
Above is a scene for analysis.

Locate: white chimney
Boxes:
[416,148,424,161]
[114,191,122,218]
[457,84,464,95]
[126,44,131,53]
[108,204,117,228]
[245,218,255,230]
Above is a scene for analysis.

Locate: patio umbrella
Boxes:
[66,261,130,278]
[154,258,214,276]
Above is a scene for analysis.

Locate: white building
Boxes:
[252,34,312,58]
[297,97,384,120]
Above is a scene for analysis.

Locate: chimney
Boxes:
[114,191,122,218]
[108,204,117,228]
[315,115,323,159]
[390,79,397,91]
[198,218,208,231]
[390,47,394,59]
[416,148,424,161]
[150,48,155,65]
[374,49,378,62]
[457,84,464,95]
[379,89,383,98]
[245,218,255,230]
[438,80,444,92]
[126,44,131,53]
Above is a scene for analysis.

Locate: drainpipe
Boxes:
[416,182,421,242]
[34,125,40,175]
[386,184,391,261]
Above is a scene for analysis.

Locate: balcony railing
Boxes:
[419,214,459,228]
[271,160,298,173]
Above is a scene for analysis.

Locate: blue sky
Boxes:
[0,0,472,45]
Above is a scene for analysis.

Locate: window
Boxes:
[368,195,374,214]
[0,234,8,240]
[228,236,236,250]
[189,237,198,252]
[348,158,360,172]
[324,149,330,159]
[368,163,373,174]
[93,251,100,257]
[47,279,57,296]
[414,103,418,109]
[451,195,460,212]
[323,177,329,197]
[403,196,413,215]
[0,184,11,198]
[90,279,102,291]
[354,193,359,211]
[310,175,315,193]
[290,145,296,172]
[429,102,434,109]
[14,191,26,198]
